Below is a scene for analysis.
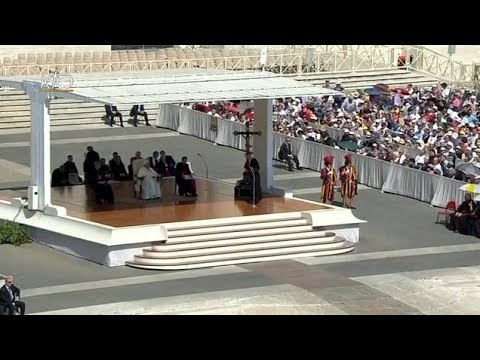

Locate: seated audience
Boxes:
[175,156,197,196]
[51,165,69,187]
[137,160,162,200]
[0,276,25,315]
[130,104,151,127]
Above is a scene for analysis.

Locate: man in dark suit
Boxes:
[86,146,100,163]
[109,152,129,181]
[63,155,82,184]
[51,165,69,187]
[278,137,302,172]
[105,104,123,127]
[148,151,162,173]
[158,150,176,177]
[0,276,25,315]
[84,146,100,184]
[130,104,150,127]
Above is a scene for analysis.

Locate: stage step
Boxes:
[127,210,356,270]
[126,241,355,270]
[163,212,304,232]
[135,240,348,265]
[153,230,334,250]
[159,226,326,246]
[167,218,308,238]
[145,235,342,258]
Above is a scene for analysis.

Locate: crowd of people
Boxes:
[188,83,480,184]
[51,146,197,203]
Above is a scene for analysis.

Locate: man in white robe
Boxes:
[137,161,161,200]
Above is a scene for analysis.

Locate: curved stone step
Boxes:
[159,229,335,249]
[167,218,308,237]
[126,241,355,270]
[154,230,334,250]
[145,235,343,258]
[134,240,348,265]
[161,224,315,245]
[164,212,303,230]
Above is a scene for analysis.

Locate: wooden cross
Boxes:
[233,121,262,153]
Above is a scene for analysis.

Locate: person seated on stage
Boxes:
[109,152,119,169]
[63,155,79,175]
[130,104,151,127]
[158,150,176,177]
[128,152,143,180]
[105,104,123,127]
[87,161,114,204]
[99,158,111,179]
[175,156,197,197]
[449,192,475,233]
[63,155,83,185]
[109,153,129,181]
[278,137,302,172]
[51,165,69,187]
[0,276,25,315]
[136,160,162,200]
[148,151,162,174]
[235,152,262,204]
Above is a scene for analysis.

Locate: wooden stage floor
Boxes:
[0,179,328,227]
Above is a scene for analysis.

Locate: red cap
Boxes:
[344,153,352,162]
[323,155,334,165]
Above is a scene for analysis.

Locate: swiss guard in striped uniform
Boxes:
[320,155,337,204]
[339,153,358,209]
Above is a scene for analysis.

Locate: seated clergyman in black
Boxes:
[109,152,129,181]
[235,152,262,204]
[51,165,69,187]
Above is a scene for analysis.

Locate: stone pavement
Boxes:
[1,125,479,314]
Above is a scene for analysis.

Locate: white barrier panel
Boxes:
[155,104,180,130]
[430,176,466,208]
[216,119,246,150]
[177,107,217,142]
[382,164,438,203]
[155,104,466,209]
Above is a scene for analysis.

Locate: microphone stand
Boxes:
[197,153,208,179]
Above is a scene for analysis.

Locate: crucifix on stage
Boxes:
[233,121,262,153]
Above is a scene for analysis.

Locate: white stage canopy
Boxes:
[0,69,341,212]
[0,69,340,105]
